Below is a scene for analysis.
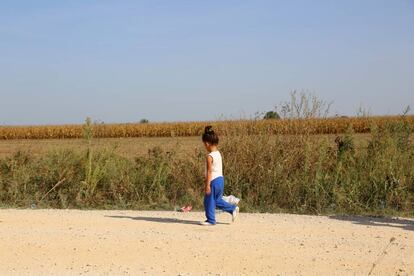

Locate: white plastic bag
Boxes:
[222,195,240,205]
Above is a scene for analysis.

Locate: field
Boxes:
[1,209,413,275]
[1,115,413,139]
[0,116,413,217]
[0,136,201,159]
[0,134,373,159]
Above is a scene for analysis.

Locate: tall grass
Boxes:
[0,116,413,216]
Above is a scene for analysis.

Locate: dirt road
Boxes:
[0,209,412,275]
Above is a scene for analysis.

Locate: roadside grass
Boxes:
[0,117,413,216]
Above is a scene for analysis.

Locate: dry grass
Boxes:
[0,134,373,159]
[0,115,412,215]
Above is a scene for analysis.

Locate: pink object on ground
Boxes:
[180,205,193,212]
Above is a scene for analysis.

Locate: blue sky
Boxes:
[1,1,413,125]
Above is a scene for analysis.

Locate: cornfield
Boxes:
[0,116,413,140]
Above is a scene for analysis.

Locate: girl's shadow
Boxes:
[106,215,230,225]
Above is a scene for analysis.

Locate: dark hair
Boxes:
[202,125,219,145]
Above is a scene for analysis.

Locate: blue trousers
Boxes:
[204,176,236,224]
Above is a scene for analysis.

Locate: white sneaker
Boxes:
[199,221,215,226]
[232,206,239,222]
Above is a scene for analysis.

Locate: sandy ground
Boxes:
[0,209,413,275]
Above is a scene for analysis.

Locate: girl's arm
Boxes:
[205,155,213,195]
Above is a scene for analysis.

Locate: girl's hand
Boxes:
[205,186,211,195]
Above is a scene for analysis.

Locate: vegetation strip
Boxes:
[0,117,413,215]
[1,116,413,139]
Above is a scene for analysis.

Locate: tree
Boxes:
[263,111,280,120]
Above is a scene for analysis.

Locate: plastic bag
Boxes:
[222,195,240,205]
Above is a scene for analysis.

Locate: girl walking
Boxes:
[200,126,239,226]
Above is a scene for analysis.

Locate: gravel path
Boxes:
[0,209,413,275]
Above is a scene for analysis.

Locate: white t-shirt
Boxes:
[206,150,223,180]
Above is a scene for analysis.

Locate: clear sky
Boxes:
[1,1,413,125]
